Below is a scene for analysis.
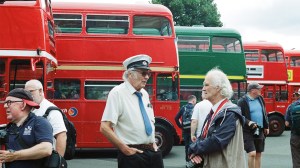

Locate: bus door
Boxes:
[0,59,7,100]
[288,85,300,103]
[153,73,180,116]
[151,72,180,151]
[274,85,288,115]
[262,85,276,113]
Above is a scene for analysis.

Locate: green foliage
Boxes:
[152,0,222,27]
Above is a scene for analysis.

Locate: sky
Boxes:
[214,0,300,50]
[52,0,300,50]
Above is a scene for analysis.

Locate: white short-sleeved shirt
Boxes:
[101,81,155,144]
[191,99,212,137]
[33,99,67,148]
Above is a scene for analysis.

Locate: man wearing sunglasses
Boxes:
[101,54,164,168]
[0,88,53,168]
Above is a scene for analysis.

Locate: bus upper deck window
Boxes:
[133,16,172,36]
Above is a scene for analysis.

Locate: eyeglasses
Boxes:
[1,100,23,107]
[132,70,152,77]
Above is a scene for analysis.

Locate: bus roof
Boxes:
[175,26,241,37]
[285,50,300,56]
[52,2,172,15]
[243,41,283,50]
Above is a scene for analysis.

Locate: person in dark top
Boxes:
[237,82,269,168]
[175,95,197,167]
[285,88,300,168]
[188,68,246,168]
[0,88,53,168]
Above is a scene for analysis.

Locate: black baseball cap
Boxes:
[6,88,40,108]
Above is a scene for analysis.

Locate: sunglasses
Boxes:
[132,70,152,77]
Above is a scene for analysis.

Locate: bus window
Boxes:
[54,79,80,99]
[179,87,202,101]
[48,20,54,40]
[53,14,82,33]
[133,16,172,36]
[231,82,247,103]
[86,15,129,34]
[212,37,242,53]
[145,77,153,100]
[275,85,288,101]
[0,60,4,89]
[245,50,259,62]
[290,56,300,67]
[261,49,284,62]
[177,36,209,52]
[9,60,44,90]
[156,73,178,101]
[84,81,121,100]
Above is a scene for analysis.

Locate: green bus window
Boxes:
[54,14,82,34]
[133,16,172,36]
[212,37,242,53]
[180,87,202,102]
[54,79,80,99]
[86,15,129,35]
[177,36,209,52]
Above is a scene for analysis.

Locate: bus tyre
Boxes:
[268,115,285,136]
[155,124,173,157]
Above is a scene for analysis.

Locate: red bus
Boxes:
[0,0,57,122]
[285,50,300,102]
[51,2,180,156]
[244,41,288,136]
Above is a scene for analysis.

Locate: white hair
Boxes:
[206,67,233,99]
[122,69,138,81]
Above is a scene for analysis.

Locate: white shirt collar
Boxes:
[211,98,226,113]
[124,81,138,95]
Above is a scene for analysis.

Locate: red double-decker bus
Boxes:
[0,0,57,122]
[51,2,180,156]
[244,41,288,136]
[285,50,300,102]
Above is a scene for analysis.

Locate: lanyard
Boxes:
[202,99,228,138]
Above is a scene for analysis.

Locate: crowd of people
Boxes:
[0,54,299,168]
[175,68,298,168]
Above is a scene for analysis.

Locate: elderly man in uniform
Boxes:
[188,68,246,168]
[0,88,53,168]
[100,54,164,168]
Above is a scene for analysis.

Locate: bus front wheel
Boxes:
[155,124,173,157]
[268,115,285,136]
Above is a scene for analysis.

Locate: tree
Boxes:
[152,0,223,27]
